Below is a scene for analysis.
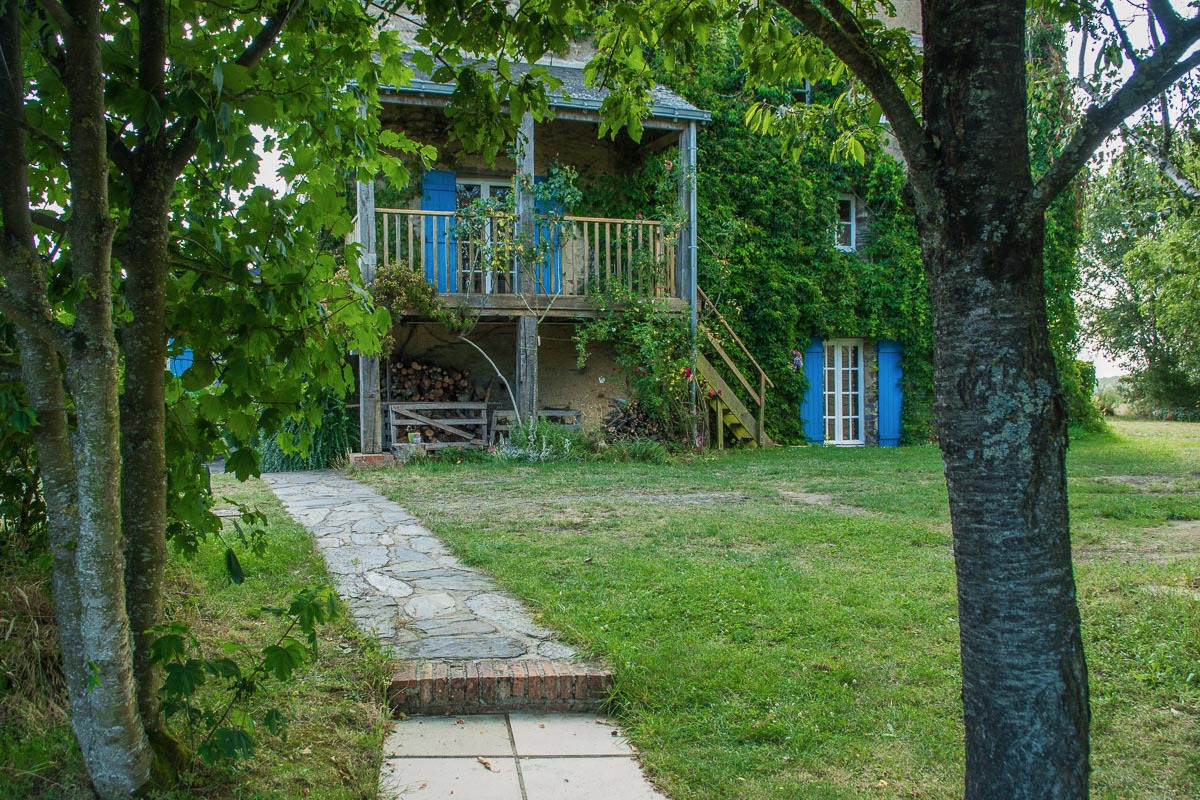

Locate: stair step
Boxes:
[390,660,612,716]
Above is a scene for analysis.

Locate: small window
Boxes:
[836,194,856,252]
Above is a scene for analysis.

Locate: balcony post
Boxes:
[356,175,382,454]
[514,112,539,423]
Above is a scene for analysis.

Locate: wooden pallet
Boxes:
[388,402,492,450]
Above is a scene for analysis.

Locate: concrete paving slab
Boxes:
[508,713,634,756]
[519,756,668,800]
[385,716,513,757]
[379,757,521,799]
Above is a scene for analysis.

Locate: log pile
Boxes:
[382,360,489,403]
[602,397,663,440]
[382,359,491,447]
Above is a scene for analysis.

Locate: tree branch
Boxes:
[1146,0,1182,39]
[1122,124,1200,202]
[0,283,69,352]
[1026,34,1200,217]
[774,0,932,184]
[30,210,66,233]
[165,0,303,176]
[235,0,303,68]
[36,0,75,36]
[1103,0,1141,64]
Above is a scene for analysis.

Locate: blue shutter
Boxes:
[533,175,563,294]
[421,170,457,293]
[167,340,193,377]
[877,340,903,447]
[801,339,825,444]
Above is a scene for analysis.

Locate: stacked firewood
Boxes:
[382,360,489,403]
[602,397,663,440]
[382,359,492,446]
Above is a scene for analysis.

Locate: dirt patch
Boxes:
[778,490,872,516]
[618,491,749,506]
[1076,519,1200,564]
[1092,475,1200,494]
[1142,584,1200,602]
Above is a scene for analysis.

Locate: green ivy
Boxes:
[654,26,934,444]
[575,291,695,441]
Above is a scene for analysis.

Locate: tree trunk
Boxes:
[121,172,173,757]
[58,0,153,794]
[920,0,1090,796]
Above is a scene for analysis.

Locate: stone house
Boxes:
[350,57,906,453]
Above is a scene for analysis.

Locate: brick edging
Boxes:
[390,659,612,716]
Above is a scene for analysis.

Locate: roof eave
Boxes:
[374,81,712,123]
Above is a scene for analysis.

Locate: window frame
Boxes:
[835,193,857,252]
[455,178,515,293]
[823,338,865,446]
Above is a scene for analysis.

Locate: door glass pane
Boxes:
[456,183,481,208]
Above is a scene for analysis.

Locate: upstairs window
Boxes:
[836,194,857,251]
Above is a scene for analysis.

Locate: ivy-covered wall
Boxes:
[656,28,935,444]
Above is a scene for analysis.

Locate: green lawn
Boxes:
[361,419,1200,799]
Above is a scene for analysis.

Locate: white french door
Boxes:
[824,339,864,445]
[456,180,513,293]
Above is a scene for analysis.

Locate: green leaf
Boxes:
[262,637,308,680]
[211,726,255,761]
[225,448,259,481]
[204,657,242,680]
[163,659,206,697]
[224,548,245,585]
[263,708,287,741]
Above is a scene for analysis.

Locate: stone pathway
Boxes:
[262,470,670,799]
[262,471,577,661]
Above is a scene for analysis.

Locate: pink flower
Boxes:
[664,159,673,172]
[682,366,693,378]
[635,213,644,220]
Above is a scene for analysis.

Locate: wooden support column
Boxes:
[516,316,538,424]
[514,112,539,423]
[356,176,382,453]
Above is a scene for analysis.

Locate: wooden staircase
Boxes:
[696,288,775,448]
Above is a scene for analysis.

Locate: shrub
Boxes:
[260,394,357,473]
[494,420,594,463]
[593,438,670,464]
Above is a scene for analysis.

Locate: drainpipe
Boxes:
[685,121,699,445]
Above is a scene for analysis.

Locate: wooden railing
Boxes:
[697,286,776,446]
[374,208,677,298]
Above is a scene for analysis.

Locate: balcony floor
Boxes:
[414,293,689,319]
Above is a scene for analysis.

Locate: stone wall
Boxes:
[863,340,880,447]
[379,106,642,196]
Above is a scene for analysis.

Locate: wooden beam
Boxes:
[356,171,381,454]
[642,131,679,154]
[515,315,538,424]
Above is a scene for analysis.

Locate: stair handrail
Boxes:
[696,286,775,446]
[697,287,775,389]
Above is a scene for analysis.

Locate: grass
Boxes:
[0,475,393,800]
[360,419,1200,799]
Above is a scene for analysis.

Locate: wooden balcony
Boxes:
[374,208,679,307]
